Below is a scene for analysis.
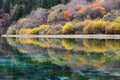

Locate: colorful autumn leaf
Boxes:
[92,2,100,8]
[63,10,72,19]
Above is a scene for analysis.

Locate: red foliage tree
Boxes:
[63,10,72,19]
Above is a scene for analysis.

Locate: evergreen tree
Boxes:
[41,0,48,9]
[11,0,18,5]
[26,0,34,14]
[11,0,34,21]
[4,0,11,13]
[87,0,95,3]
[0,0,3,9]
[36,0,62,9]
[4,0,66,21]
[12,5,26,21]
[63,0,69,4]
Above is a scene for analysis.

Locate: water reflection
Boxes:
[0,37,120,80]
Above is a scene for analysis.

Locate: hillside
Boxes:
[1,0,120,35]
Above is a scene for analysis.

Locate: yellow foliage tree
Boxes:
[62,39,74,50]
[19,28,26,34]
[47,12,56,23]
[17,18,29,23]
[62,22,74,34]
[114,17,120,23]
[39,25,50,30]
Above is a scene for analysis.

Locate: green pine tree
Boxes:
[0,0,3,9]
[4,0,11,13]
[36,0,62,9]
[12,5,25,21]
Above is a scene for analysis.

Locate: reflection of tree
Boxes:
[0,37,14,57]
[2,37,120,79]
[0,50,72,80]
[62,39,76,50]
[6,38,120,68]
[7,38,120,53]
[0,50,112,80]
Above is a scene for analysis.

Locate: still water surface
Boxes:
[0,37,120,80]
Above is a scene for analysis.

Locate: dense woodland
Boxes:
[1,0,69,21]
[1,0,120,35]
[0,0,69,34]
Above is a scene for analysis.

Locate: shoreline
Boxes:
[2,34,120,39]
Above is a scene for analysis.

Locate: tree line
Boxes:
[3,0,70,21]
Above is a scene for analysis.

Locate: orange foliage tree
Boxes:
[99,7,106,15]
[63,10,72,20]
[92,2,100,8]
[92,0,106,15]
[75,5,82,11]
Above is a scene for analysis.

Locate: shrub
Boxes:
[75,5,82,11]
[92,2,100,8]
[7,26,17,34]
[19,28,26,34]
[49,4,66,22]
[101,0,120,12]
[46,30,52,35]
[92,20,107,34]
[19,28,25,34]
[50,24,62,34]
[47,12,56,23]
[114,17,120,23]
[19,28,38,34]
[56,12,65,21]
[103,12,118,22]
[73,11,86,21]
[31,27,41,34]
[62,22,74,34]
[63,10,72,20]
[19,27,42,34]
[25,29,34,34]
[83,20,94,34]
[85,7,103,19]
[38,24,50,34]
[74,23,84,34]
[83,19,120,34]
[39,25,50,30]
[62,39,74,50]
[99,7,106,15]
[106,22,120,34]
[83,20,107,34]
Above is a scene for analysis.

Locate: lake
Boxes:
[0,37,120,80]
